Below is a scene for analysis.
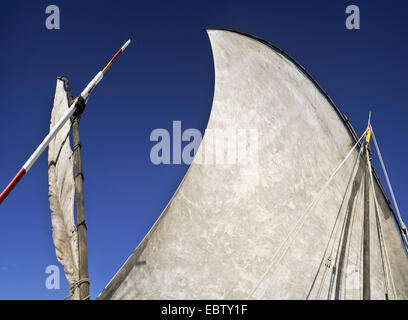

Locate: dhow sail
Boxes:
[98,29,408,300]
[48,78,79,300]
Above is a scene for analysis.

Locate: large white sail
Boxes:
[48,78,79,299]
[98,30,408,300]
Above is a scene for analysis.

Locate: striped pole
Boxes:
[0,39,131,205]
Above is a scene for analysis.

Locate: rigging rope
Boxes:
[341,166,363,299]
[374,194,391,299]
[247,129,368,299]
[351,192,366,301]
[306,143,364,299]
[312,180,347,299]
[352,182,365,300]
[327,182,355,300]
[366,147,398,299]
[371,130,406,237]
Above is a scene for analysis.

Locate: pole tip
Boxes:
[122,39,131,51]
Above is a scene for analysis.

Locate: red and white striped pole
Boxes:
[0,39,131,205]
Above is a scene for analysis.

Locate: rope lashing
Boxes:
[73,96,86,119]
[63,278,91,300]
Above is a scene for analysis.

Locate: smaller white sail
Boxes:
[48,79,79,299]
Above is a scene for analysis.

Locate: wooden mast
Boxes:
[61,77,90,300]
[59,77,90,300]
[363,144,371,300]
[363,112,372,300]
[72,97,90,300]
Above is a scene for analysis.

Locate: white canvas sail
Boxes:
[48,78,79,299]
[98,30,408,300]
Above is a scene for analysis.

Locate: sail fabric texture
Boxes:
[98,30,408,300]
[48,79,79,299]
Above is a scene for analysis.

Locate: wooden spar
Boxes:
[72,111,90,300]
[363,114,372,300]
[0,39,131,205]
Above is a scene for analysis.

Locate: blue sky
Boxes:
[0,0,407,299]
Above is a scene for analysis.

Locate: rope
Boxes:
[372,130,406,235]
[247,129,368,299]
[306,143,364,299]
[367,144,392,299]
[366,147,398,299]
[329,144,365,300]
[340,163,363,299]
[63,278,91,300]
[353,195,366,301]
[327,189,351,300]
[319,192,347,299]
[310,195,343,299]
[351,179,365,300]
[374,192,391,299]
[371,130,403,222]
[316,201,347,299]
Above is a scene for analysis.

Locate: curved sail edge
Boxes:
[98,29,408,300]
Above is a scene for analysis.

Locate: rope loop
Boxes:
[63,278,91,300]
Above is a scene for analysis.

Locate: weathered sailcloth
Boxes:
[98,30,408,300]
[48,78,79,299]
